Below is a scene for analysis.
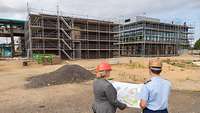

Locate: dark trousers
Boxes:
[143,108,168,113]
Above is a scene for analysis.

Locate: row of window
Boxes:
[122,37,175,42]
[121,36,189,44]
[121,31,188,38]
[121,23,188,32]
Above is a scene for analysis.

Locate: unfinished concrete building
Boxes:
[119,16,193,57]
[26,13,119,59]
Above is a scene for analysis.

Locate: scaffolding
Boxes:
[25,7,194,59]
[26,9,119,59]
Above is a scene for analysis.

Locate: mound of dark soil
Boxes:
[25,65,95,88]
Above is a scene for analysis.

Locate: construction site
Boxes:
[0,2,200,113]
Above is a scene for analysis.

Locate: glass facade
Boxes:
[119,21,192,56]
[120,21,190,48]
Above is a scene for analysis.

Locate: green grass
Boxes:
[128,62,145,69]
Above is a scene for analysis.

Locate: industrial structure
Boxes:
[0,18,25,57]
[26,13,119,59]
[119,16,193,57]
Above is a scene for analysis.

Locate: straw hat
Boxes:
[149,59,162,68]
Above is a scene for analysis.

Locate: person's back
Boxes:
[143,76,171,111]
[92,62,126,113]
[93,78,112,103]
[138,59,171,113]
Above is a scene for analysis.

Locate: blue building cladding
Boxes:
[0,44,12,57]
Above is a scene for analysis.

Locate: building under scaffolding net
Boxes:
[26,12,119,59]
[119,16,194,57]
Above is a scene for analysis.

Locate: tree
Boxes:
[194,38,200,50]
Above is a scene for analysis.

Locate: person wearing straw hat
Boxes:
[138,59,171,113]
[92,61,126,113]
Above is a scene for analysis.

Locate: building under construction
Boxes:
[26,13,119,59]
[25,12,194,59]
[119,16,193,57]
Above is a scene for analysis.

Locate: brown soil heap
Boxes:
[25,65,95,88]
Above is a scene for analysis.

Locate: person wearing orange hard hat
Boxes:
[92,61,126,113]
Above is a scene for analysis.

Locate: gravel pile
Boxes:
[25,65,95,88]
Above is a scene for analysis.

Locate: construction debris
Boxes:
[22,61,28,66]
[162,59,200,68]
[25,65,95,88]
[192,61,200,66]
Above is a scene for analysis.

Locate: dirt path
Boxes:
[0,56,200,113]
[0,81,199,113]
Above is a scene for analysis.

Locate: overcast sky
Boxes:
[0,0,200,43]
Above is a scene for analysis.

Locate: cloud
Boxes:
[0,0,27,19]
[0,0,199,41]
[0,0,199,19]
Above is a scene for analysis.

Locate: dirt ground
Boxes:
[0,55,200,113]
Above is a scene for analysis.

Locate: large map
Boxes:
[109,81,143,108]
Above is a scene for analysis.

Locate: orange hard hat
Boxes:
[96,61,112,72]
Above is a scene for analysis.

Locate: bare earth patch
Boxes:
[0,55,200,113]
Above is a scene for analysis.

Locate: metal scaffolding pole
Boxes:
[109,23,111,58]
[118,24,121,57]
[57,5,61,58]
[42,14,45,54]
[28,13,32,58]
[98,21,100,58]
